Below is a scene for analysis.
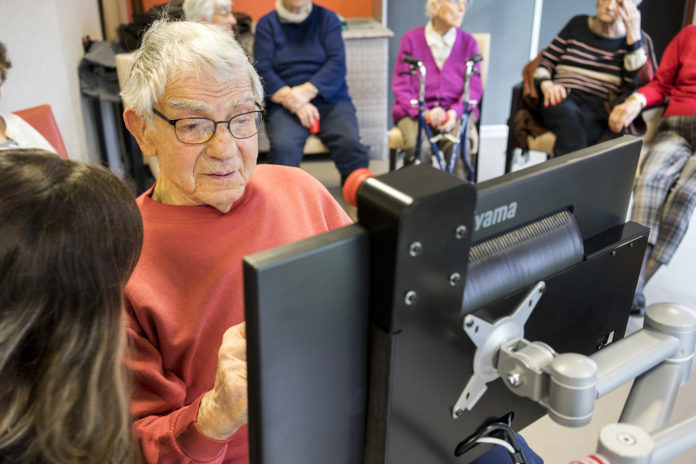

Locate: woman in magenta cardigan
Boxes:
[392,0,482,178]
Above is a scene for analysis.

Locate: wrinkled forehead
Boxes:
[159,64,254,105]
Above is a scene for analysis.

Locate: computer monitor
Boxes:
[244,136,648,463]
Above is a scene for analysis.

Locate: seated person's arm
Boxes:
[306,11,347,101]
[254,18,318,117]
[291,82,319,102]
[609,25,683,133]
[197,323,248,440]
[293,102,320,128]
[126,304,247,462]
[619,1,648,87]
[533,24,570,107]
[446,34,483,124]
[254,17,293,104]
[536,70,567,107]
[608,92,645,132]
[391,35,420,121]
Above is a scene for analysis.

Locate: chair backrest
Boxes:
[472,32,490,91]
[12,105,69,160]
[115,52,135,90]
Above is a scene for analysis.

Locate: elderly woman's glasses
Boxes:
[152,105,265,144]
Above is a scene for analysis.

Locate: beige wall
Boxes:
[0,0,102,162]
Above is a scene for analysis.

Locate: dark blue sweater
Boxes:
[253,5,350,105]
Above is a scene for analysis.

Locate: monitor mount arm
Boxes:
[455,283,696,463]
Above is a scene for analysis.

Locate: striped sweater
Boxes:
[535,15,647,100]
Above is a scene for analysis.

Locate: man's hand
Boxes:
[540,80,567,107]
[609,97,643,133]
[618,0,642,45]
[197,322,248,441]
[294,103,319,128]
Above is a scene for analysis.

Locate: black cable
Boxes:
[454,413,528,464]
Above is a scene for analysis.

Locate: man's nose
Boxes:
[228,13,237,26]
[206,123,239,159]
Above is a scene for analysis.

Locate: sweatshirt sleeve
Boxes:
[308,10,348,100]
[253,15,288,97]
[449,32,482,121]
[391,31,420,123]
[536,18,576,79]
[637,27,684,107]
[125,305,230,463]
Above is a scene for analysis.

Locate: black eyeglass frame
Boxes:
[152,103,265,144]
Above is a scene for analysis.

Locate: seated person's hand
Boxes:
[540,80,568,107]
[426,106,447,128]
[437,109,458,132]
[271,86,304,113]
[291,82,319,105]
[609,97,643,133]
[294,102,320,128]
[618,0,642,44]
[282,91,305,113]
[197,322,248,440]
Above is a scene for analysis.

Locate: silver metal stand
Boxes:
[457,285,696,464]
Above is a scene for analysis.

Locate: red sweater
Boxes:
[639,24,696,117]
[124,165,352,463]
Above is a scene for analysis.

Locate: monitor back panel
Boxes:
[244,225,370,464]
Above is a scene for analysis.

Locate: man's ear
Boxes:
[123,108,157,157]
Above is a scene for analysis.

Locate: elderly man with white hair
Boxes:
[121,19,351,462]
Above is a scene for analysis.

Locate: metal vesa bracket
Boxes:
[452,281,546,418]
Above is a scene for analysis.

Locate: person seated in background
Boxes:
[531,0,652,156]
[0,41,56,153]
[183,0,236,33]
[609,25,696,316]
[0,149,143,463]
[121,20,353,462]
[183,0,255,60]
[391,0,482,179]
[253,0,370,185]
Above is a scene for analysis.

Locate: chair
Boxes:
[115,52,161,180]
[504,34,660,174]
[13,105,69,160]
[388,32,491,177]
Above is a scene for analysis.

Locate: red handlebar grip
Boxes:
[343,168,376,207]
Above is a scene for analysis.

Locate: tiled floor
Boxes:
[301,135,696,463]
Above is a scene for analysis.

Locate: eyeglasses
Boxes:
[152,104,264,144]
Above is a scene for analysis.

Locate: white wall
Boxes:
[0,0,102,162]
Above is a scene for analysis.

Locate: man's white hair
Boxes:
[183,0,231,22]
[121,20,263,128]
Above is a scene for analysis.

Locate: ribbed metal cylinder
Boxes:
[462,210,584,314]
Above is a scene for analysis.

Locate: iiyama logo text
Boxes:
[475,201,517,231]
